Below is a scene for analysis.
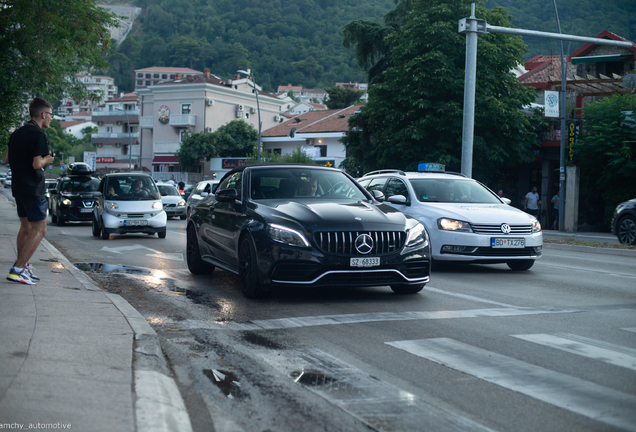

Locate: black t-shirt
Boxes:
[178,181,185,189]
[8,123,51,200]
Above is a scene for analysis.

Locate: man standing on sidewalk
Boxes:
[3,98,55,285]
[524,186,540,218]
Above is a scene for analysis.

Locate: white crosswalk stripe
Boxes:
[512,333,636,371]
[253,348,495,432]
[386,337,636,431]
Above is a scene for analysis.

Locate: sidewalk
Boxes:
[542,229,636,257]
[0,196,192,432]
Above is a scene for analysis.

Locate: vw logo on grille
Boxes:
[500,223,512,234]
[354,234,374,255]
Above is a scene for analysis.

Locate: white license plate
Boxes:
[79,208,92,213]
[124,220,148,226]
[491,238,525,248]
[350,257,380,267]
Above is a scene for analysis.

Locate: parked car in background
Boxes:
[187,163,430,298]
[157,183,187,220]
[2,175,11,188]
[185,180,219,217]
[181,184,195,201]
[357,164,542,270]
[611,198,636,245]
[49,163,100,226]
[44,179,58,206]
[92,173,167,239]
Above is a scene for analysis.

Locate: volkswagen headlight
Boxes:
[152,201,163,210]
[532,219,541,233]
[405,222,427,248]
[437,218,473,232]
[268,224,310,247]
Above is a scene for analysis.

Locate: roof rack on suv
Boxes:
[362,169,406,177]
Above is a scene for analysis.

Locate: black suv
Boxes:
[186,163,430,298]
[49,163,100,226]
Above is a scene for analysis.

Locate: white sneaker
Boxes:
[7,267,36,285]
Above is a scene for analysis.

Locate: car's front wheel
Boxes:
[51,208,57,223]
[180,214,187,220]
[158,228,167,239]
[390,283,425,294]
[56,210,65,226]
[186,225,214,274]
[239,236,265,298]
[507,259,535,271]
[91,215,101,237]
[101,221,110,240]
[617,215,636,245]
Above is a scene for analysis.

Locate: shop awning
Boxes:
[152,156,180,166]
[571,54,632,64]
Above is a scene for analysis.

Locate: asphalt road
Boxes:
[2,184,635,432]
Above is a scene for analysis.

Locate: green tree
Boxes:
[177,120,258,170]
[176,132,215,172]
[0,0,119,152]
[574,94,636,222]
[293,56,323,79]
[341,0,540,178]
[324,86,363,109]
[44,120,73,165]
[252,146,317,164]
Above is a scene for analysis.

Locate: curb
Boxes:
[41,238,193,432]
[543,242,636,257]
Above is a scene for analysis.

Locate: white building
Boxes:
[91,93,140,173]
[57,75,118,116]
[137,68,292,181]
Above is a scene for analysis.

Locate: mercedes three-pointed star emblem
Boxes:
[354,233,374,254]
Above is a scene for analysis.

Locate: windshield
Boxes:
[158,185,180,196]
[408,178,501,203]
[250,167,368,201]
[60,177,99,193]
[105,176,160,200]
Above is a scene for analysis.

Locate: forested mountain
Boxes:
[486,0,636,59]
[102,0,394,93]
[100,0,635,94]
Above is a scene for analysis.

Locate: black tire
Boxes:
[51,209,57,223]
[101,222,110,240]
[617,215,636,245]
[91,215,101,237]
[390,283,425,294]
[56,210,65,226]
[158,228,167,239]
[507,259,535,271]
[186,225,215,274]
[239,236,265,298]
[180,214,187,220]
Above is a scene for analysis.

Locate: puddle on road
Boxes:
[169,286,222,309]
[74,262,151,275]
[203,369,243,399]
[291,370,339,387]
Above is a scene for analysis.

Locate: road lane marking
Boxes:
[423,286,516,307]
[512,333,636,371]
[254,348,495,432]
[386,338,636,431]
[100,244,184,261]
[622,328,636,333]
[535,262,636,279]
[176,303,636,331]
[168,230,186,236]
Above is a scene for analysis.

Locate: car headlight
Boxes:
[405,222,428,248]
[268,224,310,248]
[437,218,473,232]
[532,219,541,233]
[178,200,186,206]
[106,201,119,210]
[152,201,163,209]
[62,198,72,206]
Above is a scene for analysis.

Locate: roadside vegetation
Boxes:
[544,237,636,250]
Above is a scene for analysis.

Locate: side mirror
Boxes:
[201,192,209,197]
[501,197,511,205]
[370,190,385,202]
[215,188,237,203]
[388,195,408,205]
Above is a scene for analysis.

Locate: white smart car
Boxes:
[358,164,542,270]
[92,173,167,239]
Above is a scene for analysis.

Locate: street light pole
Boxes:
[236,69,262,162]
[115,107,133,172]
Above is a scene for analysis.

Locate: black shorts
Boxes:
[16,198,48,222]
